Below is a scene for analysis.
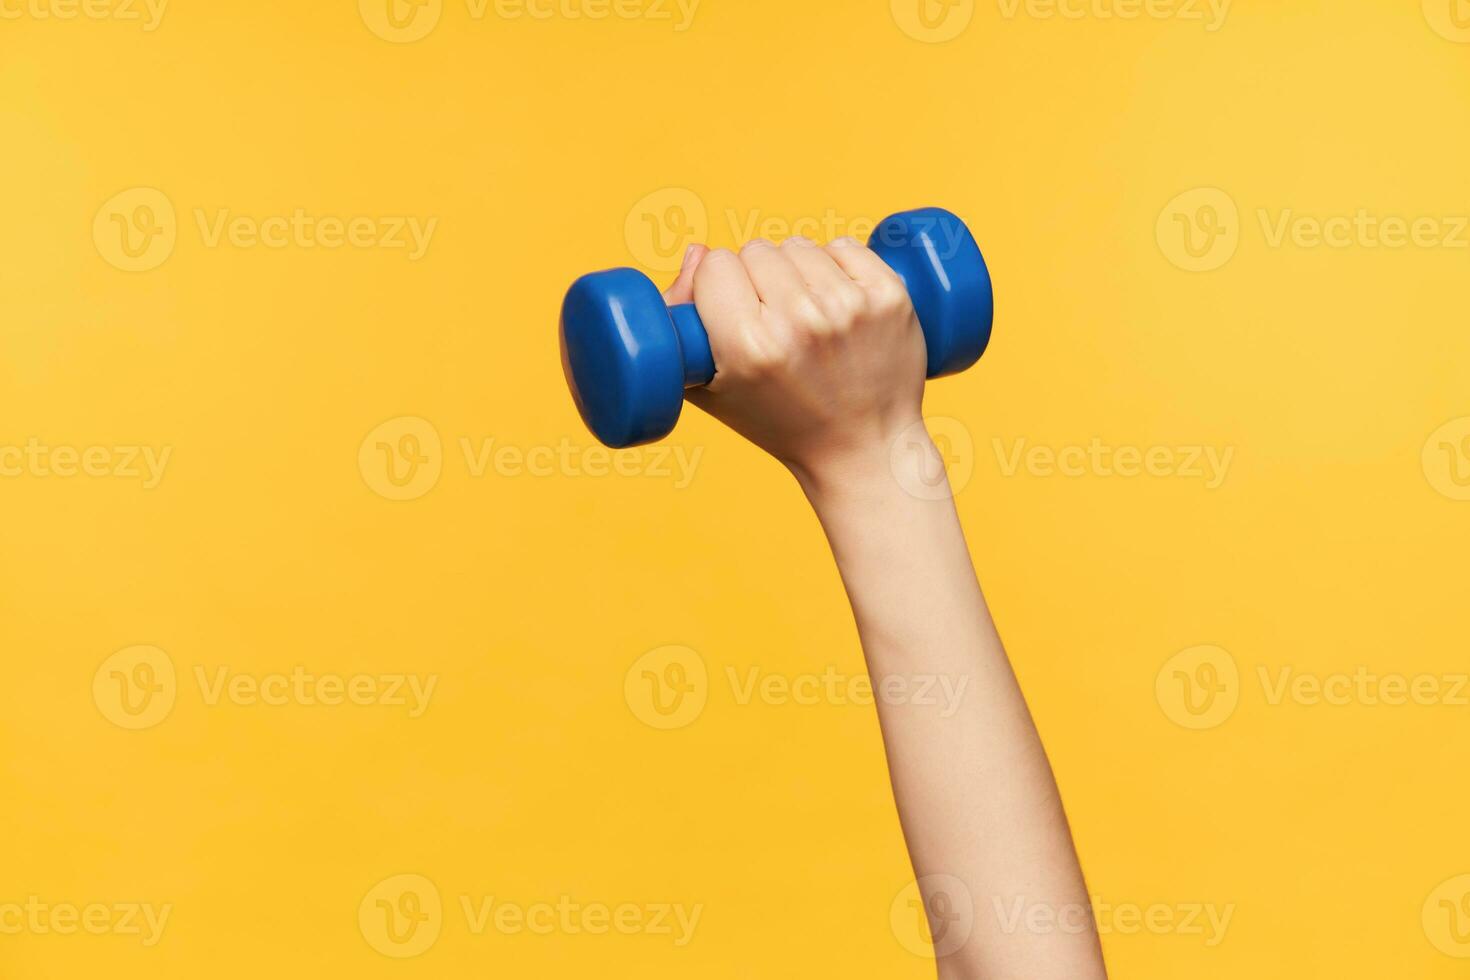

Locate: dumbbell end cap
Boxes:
[869,207,994,379]
[561,268,686,449]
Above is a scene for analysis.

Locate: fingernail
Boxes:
[785,235,813,246]
[831,236,860,247]
[680,244,698,271]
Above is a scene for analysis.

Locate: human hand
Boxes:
[661,236,928,489]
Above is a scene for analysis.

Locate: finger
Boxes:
[780,236,850,290]
[783,235,870,330]
[738,238,809,310]
[824,236,900,285]
[662,244,708,305]
[692,247,760,332]
[692,248,763,389]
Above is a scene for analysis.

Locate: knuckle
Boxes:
[818,283,869,329]
[738,338,783,378]
[787,294,829,331]
[870,275,910,313]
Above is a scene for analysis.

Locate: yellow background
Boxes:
[3,0,1469,976]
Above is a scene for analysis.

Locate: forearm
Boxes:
[796,439,1107,980]
[655,229,1100,975]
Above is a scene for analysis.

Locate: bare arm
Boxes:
[665,236,1107,979]
[798,448,1105,979]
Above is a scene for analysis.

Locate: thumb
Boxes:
[662,243,708,305]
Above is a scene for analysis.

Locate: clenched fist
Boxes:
[662,236,928,488]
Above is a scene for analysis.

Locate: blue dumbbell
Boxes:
[560,207,994,449]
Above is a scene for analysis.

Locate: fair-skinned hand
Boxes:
[662,236,927,487]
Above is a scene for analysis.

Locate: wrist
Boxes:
[788,444,892,504]
[789,422,951,511]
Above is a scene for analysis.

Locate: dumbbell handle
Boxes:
[668,304,716,388]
